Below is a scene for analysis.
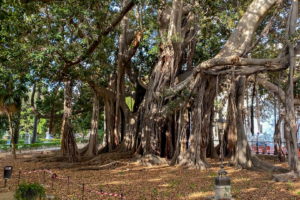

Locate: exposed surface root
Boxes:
[132,154,168,167]
[76,161,127,171]
[249,146,289,173]
[273,171,300,182]
[178,158,211,170]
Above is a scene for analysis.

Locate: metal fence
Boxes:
[214,140,300,157]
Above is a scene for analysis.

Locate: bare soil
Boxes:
[1,152,300,200]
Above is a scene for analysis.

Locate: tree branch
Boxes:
[59,0,136,76]
[248,75,300,105]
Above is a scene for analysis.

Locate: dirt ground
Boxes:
[0,152,300,200]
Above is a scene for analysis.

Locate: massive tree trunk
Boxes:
[53,0,297,171]
[225,73,238,166]
[179,75,216,169]
[13,109,21,144]
[60,81,80,162]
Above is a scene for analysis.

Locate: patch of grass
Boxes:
[152,188,158,196]
[190,182,195,189]
[164,191,169,196]
[287,180,293,191]
[243,177,250,187]
[210,172,216,179]
[169,180,180,188]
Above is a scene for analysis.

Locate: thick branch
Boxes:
[243,3,282,56]
[248,75,300,105]
[162,55,239,96]
[59,1,136,75]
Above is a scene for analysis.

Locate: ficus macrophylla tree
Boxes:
[4,0,300,175]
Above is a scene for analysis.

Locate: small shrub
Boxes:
[14,182,46,200]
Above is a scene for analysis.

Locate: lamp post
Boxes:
[214,117,231,200]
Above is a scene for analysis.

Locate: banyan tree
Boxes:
[20,0,299,175]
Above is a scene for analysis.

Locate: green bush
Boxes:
[36,138,43,143]
[76,137,89,143]
[40,138,61,143]
[18,140,25,144]
[0,142,61,151]
[98,129,104,143]
[14,182,46,200]
[0,139,8,144]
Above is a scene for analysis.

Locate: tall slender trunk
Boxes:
[207,106,218,159]
[256,86,261,133]
[251,76,257,135]
[7,113,16,159]
[274,91,278,155]
[235,76,252,169]
[274,114,285,161]
[32,87,40,143]
[13,109,21,144]
[284,0,299,172]
[60,81,80,162]
[31,117,39,143]
[83,89,99,159]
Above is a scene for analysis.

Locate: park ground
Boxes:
[1,153,300,200]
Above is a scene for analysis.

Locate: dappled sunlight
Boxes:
[1,152,300,199]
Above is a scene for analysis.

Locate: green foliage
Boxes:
[14,182,46,200]
[190,182,195,189]
[168,180,180,188]
[126,97,135,111]
[0,142,61,151]
[0,139,8,144]
[98,129,104,144]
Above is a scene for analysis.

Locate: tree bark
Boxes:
[82,89,99,159]
[234,76,288,172]
[179,75,216,169]
[7,113,16,159]
[13,109,21,144]
[60,81,80,162]
[32,88,40,143]
[31,117,39,143]
[284,0,299,172]
[226,73,238,166]
[207,106,218,159]
[274,113,285,162]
